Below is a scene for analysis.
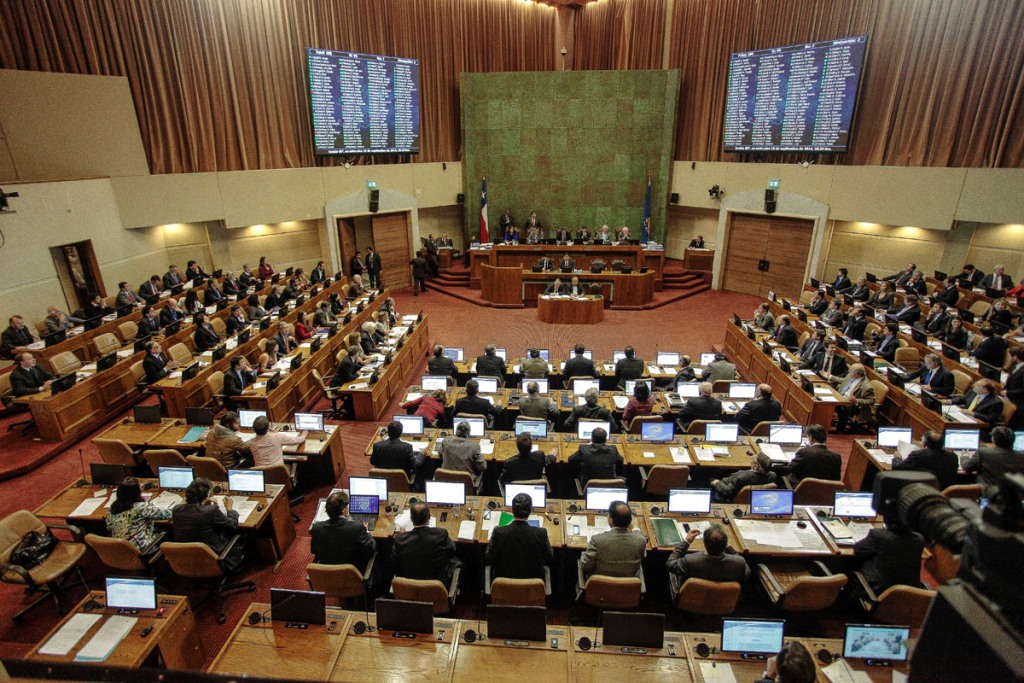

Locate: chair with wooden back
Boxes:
[625,414,663,434]
[894,347,919,371]
[853,572,935,627]
[118,320,139,345]
[368,468,412,493]
[734,482,778,505]
[575,478,628,497]
[487,568,549,607]
[951,369,972,395]
[143,449,189,471]
[85,533,163,575]
[210,317,227,338]
[639,465,689,498]
[433,469,475,497]
[792,478,847,506]
[758,561,848,612]
[578,573,644,611]
[750,420,785,437]
[185,455,228,483]
[307,554,376,608]
[868,380,889,425]
[94,438,142,471]
[49,351,82,376]
[167,342,193,366]
[161,538,255,624]
[311,368,346,419]
[685,419,721,436]
[941,484,983,501]
[711,380,735,394]
[999,397,1016,426]
[392,569,461,615]
[673,578,741,615]
[206,370,225,409]
[92,333,120,357]
[968,300,991,318]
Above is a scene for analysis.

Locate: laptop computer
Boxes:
[349,476,388,501]
[602,611,664,649]
[640,421,674,442]
[394,414,425,436]
[520,378,550,394]
[442,347,464,361]
[270,588,326,625]
[376,598,433,634]
[667,488,712,515]
[833,491,877,518]
[655,351,681,366]
[134,404,162,424]
[425,480,466,506]
[91,463,128,486]
[238,409,267,428]
[704,423,739,444]
[105,576,157,612]
[843,624,911,664]
[158,467,194,491]
[585,487,628,511]
[348,493,380,531]
[228,469,265,494]
[577,420,611,440]
[421,375,448,391]
[294,412,325,432]
[749,489,794,517]
[876,426,913,448]
[514,419,548,439]
[504,482,547,508]
[721,619,785,659]
[185,406,215,426]
[486,605,547,642]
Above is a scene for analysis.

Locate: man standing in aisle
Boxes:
[365,245,383,288]
[410,249,428,296]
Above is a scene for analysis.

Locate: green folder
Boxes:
[651,517,682,547]
[497,511,514,527]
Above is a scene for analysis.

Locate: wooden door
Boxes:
[371,212,412,290]
[721,214,814,299]
[337,217,356,277]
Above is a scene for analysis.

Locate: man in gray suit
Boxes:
[518,381,558,424]
[703,353,737,383]
[438,421,486,493]
[579,501,646,579]
[665,524,750,597]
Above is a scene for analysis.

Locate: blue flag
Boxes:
[641,177,651,244]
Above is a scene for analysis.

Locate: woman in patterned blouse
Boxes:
[106,478,171,551]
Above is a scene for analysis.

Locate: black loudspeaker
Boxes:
[457,193,465,205]
[764,189,777,214]
[670,192,679,204]
[369,189,380,213]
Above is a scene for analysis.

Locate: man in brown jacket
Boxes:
[203,411,252,469]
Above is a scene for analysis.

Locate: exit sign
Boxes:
[768,179,781,189]
[366,180,377,189]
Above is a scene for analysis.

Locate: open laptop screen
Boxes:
[943,429,980,451]
[585,487,627,511]
[475,377,499,394]
[520,378,549,394]
[158,467,193,490]
[833,492,877,518]
[271,588,326,625]
[454,416,486,437]
[843,624,911,662]
[640,421,674,442]
[425,480,466,506]
[656,351,681,366]
[768,424,803,445]
[750,489,794,516]
[877,427,913,448]
[393,414,425,435]
[514,419,548,439]
[105,576,157,611]
[238,409,267,429]
[721,619,784,655]
[442,347,464,361]
[668,488,712,514]
[294,412,325,431]
[705,423,739,443]
[504,483,547,509]
[728,383,757,399]
[228,469,265,494]
[572,378,600,396]
[577,420,611,440]
[349,476,388,501]
[677,382,701,397]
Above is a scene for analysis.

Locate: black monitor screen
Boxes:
[307,48,421,156]
[723,36,868,153]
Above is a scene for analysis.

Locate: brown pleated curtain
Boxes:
[1,0,1022,173]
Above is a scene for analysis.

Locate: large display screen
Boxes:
[307,48,420,155]
[723,36,867,153]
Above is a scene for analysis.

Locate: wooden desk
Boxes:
[684,248,715,272]
[724,506,833,557]
[639,503,741,552]
[27,591,204,670]
[683,633,779,683]
[475,498,565,547]
[438,248,454,271]
[798,637,911,682]
[522,271,655,309]
[570,627,692,682]
[451,623,572,682]
[480,264,524,308]
[537,296,604,325]
[564,502,648,551]
[327,613,457,682]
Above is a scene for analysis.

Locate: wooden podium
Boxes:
[480,264,524,308]
[684,248,715,271]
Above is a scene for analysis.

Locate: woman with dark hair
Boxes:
[258,256,274,280]
[941,315,969,349]
[247,293,266,320]
[171,477,244,571]
[105,477,172,551]
[264,285,286,311]
[622,381,656,429]
[257,339,279,371]
[183,288,204,315]
[293,311,313,343]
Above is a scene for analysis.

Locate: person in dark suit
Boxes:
[891,430,959,490]
[423,236,439,278]
[960,264,984,287]
[917,301,949,336]
[832,268,852,293]
[564,388,614,433]
[889,294,922,324]
[841,307,869,341]
[238,264,257,288]
[224,305,248,336]
[869,281,895,309]
[903,271,928,295]
[848,276,871,302]
[453,379,502,424]
[309,261,327,285]
[797,330,826,364]
[883,263,916,286]
[10,352,53,396]
[736,384,782,434]
[162,265,183,290]
[370,421,423,479]
[566,276,586,297]
[563,344,599,380]
[961,426,1023,489]
[934,276,960,307]
[972,326,1008,374]
[851,516,925,595]
[185,260,209,283]
[803,339,848,380]
[222,355,256,411]
[486,492,552,581]
[941,315,969,349]
[710,453,776,503]
[83,293,114,321]
[669,355,697,386]
[192,313,222,352]
[555,228,572,243]
[806,291,829,316]
[1,316,37,360]
[427,345,457,377]
[524,211,541,230]
[273,321,297,356]
[982,264,1014,291]
[172,478,244,572]
[204,281,224,305]
[114,281,141,309]
[393,501,460,584]
[981,298,1014,334]
[142,341,180,384]
[568,428,623,486]
[558,253,575,271]
[783,424,841,484]
[614,346,645,388]
[310,491,376,572]
[500,433,556,484]
[159,299,184,328]
[773,315,799,351]
[544,278,568,295]
[349,250,364,278]
[950,379,1006,428]
[136,306,161,340]
[819,300,845,328]
[475,344,506,382]
[409,250,428,295]
[666,523,749,596]
[537,255,554,271]
[577,226,592,241]
[1003,348,1024,429]
[676,382,723,430]
[905,353,955,397]
[688,235,705,248]
[498,209,514,233]
[139,275,163,301]
[365,246,383,289]
[875,323,900,363]
[330,345,363,388]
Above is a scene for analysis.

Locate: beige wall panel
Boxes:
[0,124,17,182]
[110,174,223,228]
[956,169,1024,223]
[417,206,465,250]
[207,220,325,278]
[822,222,948,282]
[671,161,730,209]
[0,70,149,182]
[412,162,463,208]
[218,168,325,228]
[665,206,718,259]
[965,223,1024,278]
[321,165,416,209]
[725,163,835,205]
[828,167,966,230]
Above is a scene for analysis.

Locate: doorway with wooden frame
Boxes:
[335,211,413,291]
[50,240,105,312]
[720,214,815,300]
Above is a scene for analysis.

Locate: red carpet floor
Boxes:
[0,284,870,664]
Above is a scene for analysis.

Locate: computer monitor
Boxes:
[843,624,911,662]
[228,469,265,494]
[493,348,507,360]
[270,588,326,625]
[375,598,433,634]
[611,350,627,362]
[393,414,425,436]
[728,383,757,399]
[105,577,157,611]
[421,375,449,391]
[1015,431,1024,451]
[624,379,653,395]
[668,488,712,514]
[504,483,546,508]
[579,349,594,360]
[425,480,466,506]
[456,416,486,437]
[877,427,913,448]
[749,489,794,516]
[944,429,980,451]
[475,377,499,394]
[640,421,674,442]
[700,352,717,366]
[520,378,550,394]
[442,347,464,361]
[90,463,128,486]
[768,424,803,445]
[833,492,877,518]
[527,348,550,361]
[721,619,785,656]
[704,423,739,444]
[349,493,380,516]
[514,419,548,439]
[185,407,215,426]
[238,409,267,429]
[486,605,547,642]
[96,352,117,371]
[585,487,628,511]
[602,611,664,649]
[158,467,194,490]
[572,378,600,396]
[577,420,611,440]
[676,382,702,397]
[133,405,162,425]
[294,412,325,432]
[349,476,388,501]
[656,351,681,366]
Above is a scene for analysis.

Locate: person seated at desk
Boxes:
[500,433,556,484]
[309,261,328,285]
[371,322,387,348]
[688,235,705,249]
[537,255,554,272]
[579,501,646,578]
[205,411,253,470]
[614,346,645,388]
[249,416,307,468]
[371,421,423,481]
[616,226,631,242]
[797,330,826,364]
[666,523,749,597]
[182,289,204,316]
[960,263,985,287]
[982,264,1014,291]
[595,225,612,242]
[225,305,248,337]
[569,427,623,486]
[622,381,655,429]
[819,300,846,328]
[578,226,592,241]
[293,311,313,344]
[783,424,841,485]
[565,387,614,433]
[1005,348,1024,430]
[142,341,181,384]
[669,355,696,385]
[136,306,161,341]
[439,421,486,493]
[980,298,1014,335]
[753,302,775,331]
[703,353,737,383]
[222,271,243,297]
[832,267,852,293]
[185,260,209,283]
[486,492,553,581]
[973,325,1009,373]
[172,477,245,572]
[357,321,377,355]
[521,349,548,379]
[961,425,1023,490]
[83,293,114,321]
[310,490,376,572]
[162,264,184,290]
[159,298,184,329]
[223,356,257,411]
[425,345,456,378]
[393,501,461,584]
[803,338,848,380]
[526,227,542,245]
[736,383,782,435]
[193,312,222,352]
[348,274,367,298]
[106,477,171,552]
[563,344,599,381]
[941,315,969,349]
[502,225,516,243]
[566,276,586,297]
[891,430,958,490]
[257,340,280,373]
[711,453,776,503]
[755,642,817,683]
[868,280,895,309]
[44,306,84,335]
[544,278,567,295]
[238,264,257,289]
[905,353,955,397]
[264,285,286,312]
[139,275,163,301]
[888,294,922,324]
[282,276,303,301]
[257,256,275,281]
[851,514,924,597]
[1006,277,1024,299]
[676,381,723,430]
[903,271,928,296]
[873,323,900,363]
[848,275,872,302]
[832,364,875,433]
[246,293,267,321]
[330,345,363,388]
[917,301,950,336]
[519,381,558,424]
[453,379,502,426]
[1,316,37,360]
[10,351,53,395]
[273,321,297,356]
[476,343,506,382]
[313,301,337,328]
[292,267,310,289]
[204,280,224,305]
[841,306,868,341]
[949,378,1005,427]
[402,389,447,427]
[555,227,572,243]
[805,290,829,317]
[934,276,961,307]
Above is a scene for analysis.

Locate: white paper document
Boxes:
[612,395,629,409]
[694,447,717,462]
[480,439,495,455]
[38,613,102,656]
[867,448,895,465]
[758,443,792,462]
[75,615,137,661]
[149,491,183,510]
[698,662,738,683]
[458,520,477,541]
[70,497,108,518]
[669,447,690,464]
[822,660,873,683]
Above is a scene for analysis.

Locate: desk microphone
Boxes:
[75,448,88,487]
[353,594,375,634]
[248,593,298,625]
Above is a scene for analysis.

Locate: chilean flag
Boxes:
[479,177,489,243]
